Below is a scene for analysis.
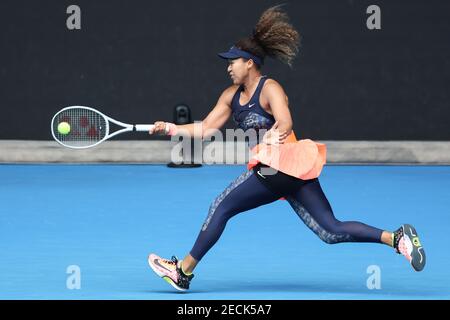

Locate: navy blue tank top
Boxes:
[231,76,275,134]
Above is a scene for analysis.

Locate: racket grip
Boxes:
[135,124,154,131]
[136,123,178,135]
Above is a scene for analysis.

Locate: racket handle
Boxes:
[135,124,154,131]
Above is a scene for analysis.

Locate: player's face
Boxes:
[227,58,249,85]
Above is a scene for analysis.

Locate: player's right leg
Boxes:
[147,254,194,291]
[149,168,282,290]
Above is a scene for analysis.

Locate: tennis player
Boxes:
[147,6,426,291]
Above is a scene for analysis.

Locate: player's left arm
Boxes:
[264,80,293,137]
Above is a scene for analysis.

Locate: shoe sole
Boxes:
[147,255,187,292]
[403,224,426,272]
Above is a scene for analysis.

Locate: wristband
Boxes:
[165,122,178,136]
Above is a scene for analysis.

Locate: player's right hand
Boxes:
[149,121,168,135]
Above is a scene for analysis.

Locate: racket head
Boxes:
[51,106,109,149]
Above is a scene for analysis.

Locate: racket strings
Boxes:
[52,108,107,147]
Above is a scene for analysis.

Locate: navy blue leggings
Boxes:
[190,164,384,261]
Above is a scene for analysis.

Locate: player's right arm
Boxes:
[150,86,237,138]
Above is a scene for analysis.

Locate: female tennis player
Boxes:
[147,6,426,291]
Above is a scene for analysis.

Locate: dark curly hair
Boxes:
[235,5,300,68]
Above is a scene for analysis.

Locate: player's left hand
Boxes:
[262,121,289,145]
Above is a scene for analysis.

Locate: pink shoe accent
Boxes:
[148,254,179,282]
[397,237,412,262]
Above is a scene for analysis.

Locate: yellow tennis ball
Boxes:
[58,122,71,135]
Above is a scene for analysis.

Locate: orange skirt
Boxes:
[247,131,327,181]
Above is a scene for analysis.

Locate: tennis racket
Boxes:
[51,106,163,149]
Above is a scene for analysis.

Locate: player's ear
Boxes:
[246,59,254,70]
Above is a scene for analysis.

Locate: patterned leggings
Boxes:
[189,164,383,261]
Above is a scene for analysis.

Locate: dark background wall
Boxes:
[0,0,449,141]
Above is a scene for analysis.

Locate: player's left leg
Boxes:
[285,178,426,271]
[392,224,426,271]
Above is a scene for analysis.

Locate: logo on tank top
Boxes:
[249,103,255,108]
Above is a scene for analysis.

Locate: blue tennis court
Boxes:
[0,164,449,299]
